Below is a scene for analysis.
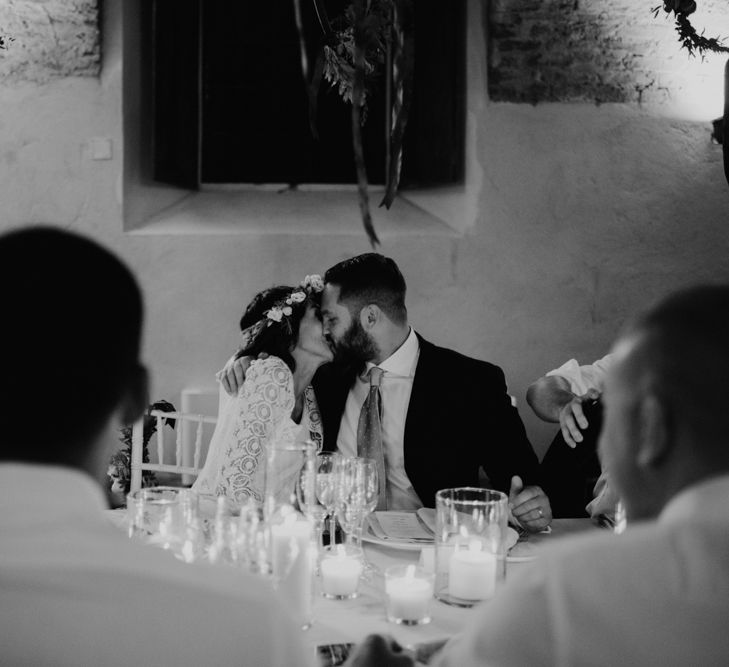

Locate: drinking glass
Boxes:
[332,456,379,550]
[314,452,337,546]
[296,449,328,551]
[613,500,627,534]
[126,486,200,560]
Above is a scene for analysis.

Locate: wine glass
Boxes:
[314,453,338,546]
[332,456,379,550]
[296,451,328,551]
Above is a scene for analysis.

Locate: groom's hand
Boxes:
[509,475,552,532]
[216,354,267,396]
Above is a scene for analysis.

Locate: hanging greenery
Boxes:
[292,0,414,247]
[653,1,729,57]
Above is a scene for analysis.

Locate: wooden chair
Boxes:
[130,408,218,493]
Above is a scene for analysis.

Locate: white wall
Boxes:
[1,1,728,456]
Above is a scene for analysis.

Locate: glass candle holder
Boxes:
[319,544,363,599]
[434,487,508,607]
[384,564,434,626]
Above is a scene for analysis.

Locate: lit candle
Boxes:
[271,511,314,627]
[448,539,496,601]
[385,564,434,625]
[320,545,363,598]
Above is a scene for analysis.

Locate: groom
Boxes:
[222,253,550,529]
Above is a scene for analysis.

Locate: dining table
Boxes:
[307,519,596,657]
[106,508,598,664]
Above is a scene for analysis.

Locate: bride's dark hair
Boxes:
[234,285,314,371]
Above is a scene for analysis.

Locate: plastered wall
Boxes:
[1,1,728,455]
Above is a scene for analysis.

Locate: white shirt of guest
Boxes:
[431,474,729,667]
[0,463,316,667]
[546,353,618,517]
[546,353,615,396]
[337,327,422,510]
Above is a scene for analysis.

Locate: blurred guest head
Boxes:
[599,284,729,521]
[321,253,407,364]
[235,284,331,371]
[0,226,147,474]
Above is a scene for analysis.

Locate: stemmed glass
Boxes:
[314,453,338,546]
[296,449,328,551]
[332,456,379,550]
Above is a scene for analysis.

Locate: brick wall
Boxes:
[0,0,99,84]
[488,0,728,104]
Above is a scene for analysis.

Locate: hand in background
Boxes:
[215,353,268,396]
[559,388,601,448]
[508,475,552,532]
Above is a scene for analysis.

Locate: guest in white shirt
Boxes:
[346,284,729,667]
[0,227,315,667]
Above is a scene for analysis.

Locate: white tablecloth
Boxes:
[307,519,595,651]
[106,509,595,652]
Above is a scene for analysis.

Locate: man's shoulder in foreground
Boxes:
[433,519,729,667]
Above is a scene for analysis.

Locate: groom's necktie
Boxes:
[357,366,387,510]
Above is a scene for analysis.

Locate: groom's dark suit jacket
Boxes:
[312,333,539,508]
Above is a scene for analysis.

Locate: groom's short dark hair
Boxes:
[325,253,407,325]
[0,226,144,462]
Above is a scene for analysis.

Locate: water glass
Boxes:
[126,486,199,559]
[434,487,508,607]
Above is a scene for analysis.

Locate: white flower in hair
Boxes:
[282,306,293,316]
[289,291,306,303]
[267,307,284,322]
[302,274,324,292]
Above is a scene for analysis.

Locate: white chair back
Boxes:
[130,409,218,493]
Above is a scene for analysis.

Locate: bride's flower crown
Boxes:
[240,274,325,349]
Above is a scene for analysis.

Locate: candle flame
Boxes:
[405,564,416,580]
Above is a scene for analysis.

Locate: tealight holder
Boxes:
[434,487,508,607]
[319,544,363,599]
[384,564,434,626]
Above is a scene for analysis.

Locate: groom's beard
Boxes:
[332,319,379,364]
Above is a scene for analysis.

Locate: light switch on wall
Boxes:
[88,137,113,160]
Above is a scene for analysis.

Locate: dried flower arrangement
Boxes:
[107,400,177,495]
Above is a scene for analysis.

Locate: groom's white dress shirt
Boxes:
[0,463,316,667]
[431,474,729,667]
[337,327,422,510]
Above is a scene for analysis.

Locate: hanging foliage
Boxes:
[653,1,729,57]
[292,0,414,247]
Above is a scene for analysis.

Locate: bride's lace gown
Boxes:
[193,357,323,504]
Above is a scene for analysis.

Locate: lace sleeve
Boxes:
[216,357,295,503]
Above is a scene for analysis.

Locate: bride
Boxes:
[193,275,332,505]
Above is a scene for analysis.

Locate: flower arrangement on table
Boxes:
[654,1,729,57]
[107,400,177,496]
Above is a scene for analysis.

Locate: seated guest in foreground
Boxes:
[0,227,315,667]
[193,279,332,504]
[347,285,729,667]
[223,253,551,529]
[527,354,617,517]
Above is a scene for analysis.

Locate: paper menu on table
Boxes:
[373,511,433,540]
